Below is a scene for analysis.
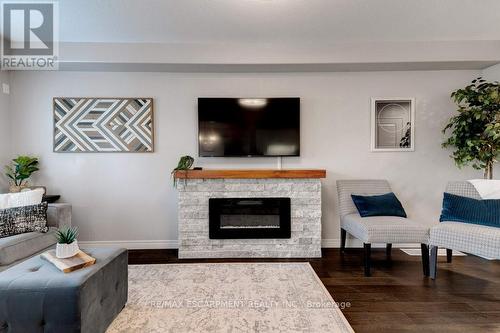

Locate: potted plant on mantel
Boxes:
[443,78,500,179]
[171,155,195,188]
[55,227,80,259]
[4,155,40,192]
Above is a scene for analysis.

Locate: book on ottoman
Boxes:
[41,250,96,273]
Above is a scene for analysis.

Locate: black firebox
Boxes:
[209,198,291,239]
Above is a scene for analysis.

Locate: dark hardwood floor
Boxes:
[129,248,500,333]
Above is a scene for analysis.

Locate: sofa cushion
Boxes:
[0,188,44,209]
[440,192,500,228]
[351,192,407,218]
[0,202,48,238]
[430,222,500,259]
[342,213,429,243]
[0,227,57,265]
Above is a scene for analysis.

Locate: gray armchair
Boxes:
[336,180,430,276]
[0,203,72,272]
[429,181,500,279]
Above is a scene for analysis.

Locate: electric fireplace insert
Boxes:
[209,197,291,239]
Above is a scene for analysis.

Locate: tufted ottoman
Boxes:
[0,248,127,333]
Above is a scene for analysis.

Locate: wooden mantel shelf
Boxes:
[173,169,326,179]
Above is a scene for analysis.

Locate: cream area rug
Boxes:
[107,263,353,333]
[401,248,466,256]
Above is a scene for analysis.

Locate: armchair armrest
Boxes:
[47,203,72,229]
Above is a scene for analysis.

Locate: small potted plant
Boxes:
[55,226,80,259]
[4,155,40,192]
[171,155,194,187]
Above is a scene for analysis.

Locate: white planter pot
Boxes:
[56,241,79,259]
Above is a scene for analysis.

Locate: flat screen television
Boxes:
[198,97,300,157]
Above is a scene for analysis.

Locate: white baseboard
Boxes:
[321,239,340,248]
[323,239,421,249]
[79,240,179,249]
[79,239,421,250]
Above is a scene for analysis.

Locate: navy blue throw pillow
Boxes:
[351,192,407,218]
[440,192,500,228]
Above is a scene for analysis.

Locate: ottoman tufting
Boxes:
[0,248,128,333]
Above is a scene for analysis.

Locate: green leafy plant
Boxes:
[443,77,500,179]
[399,122,411,148]
[171,155,194,187]
[4,155,39,186]
[56,226,79,244]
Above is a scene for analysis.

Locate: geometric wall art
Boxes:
[370,97,415,152]
[53,98,154,152]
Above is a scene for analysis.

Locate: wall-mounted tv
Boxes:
[198,97,300,157]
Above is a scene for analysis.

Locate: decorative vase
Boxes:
[9,185,28,193]
[56,241,79,259]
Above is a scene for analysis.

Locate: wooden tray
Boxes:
[41,250,96,273]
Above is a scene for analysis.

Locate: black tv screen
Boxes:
[198,98,300,157]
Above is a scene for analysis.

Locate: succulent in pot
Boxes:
[55,226,80,259]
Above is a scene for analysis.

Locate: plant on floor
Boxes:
[4,155,40,192]
[56,226,79,244]
[442,77,500,179]
[171,155,195,187]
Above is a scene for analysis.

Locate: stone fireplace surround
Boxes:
[176,169,326,258]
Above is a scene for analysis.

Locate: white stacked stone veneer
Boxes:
[177,178,322,258]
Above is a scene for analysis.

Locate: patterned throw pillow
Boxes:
[0,202,49,238]
[440,192,500,228]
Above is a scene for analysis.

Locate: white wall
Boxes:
[483,63,500,80]
[0,72,11,192]
[9,70,496,247]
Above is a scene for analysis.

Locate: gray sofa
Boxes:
[0,204,72,272]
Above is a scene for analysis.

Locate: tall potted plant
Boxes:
[443,78,500,179]
[4,156,40,192]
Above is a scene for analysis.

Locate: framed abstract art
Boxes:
[53,97,154,153]
[370,97,415,152]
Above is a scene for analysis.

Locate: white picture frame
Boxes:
[370,97,415,152]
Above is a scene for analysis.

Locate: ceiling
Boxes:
[58,0,500,44]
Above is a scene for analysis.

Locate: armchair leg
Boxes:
[430,245,438,280]
[446,249,452,263]
[386,243,392,260]
[364,243,371,277]
[340,228,347,253]
[421,244,430,277]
